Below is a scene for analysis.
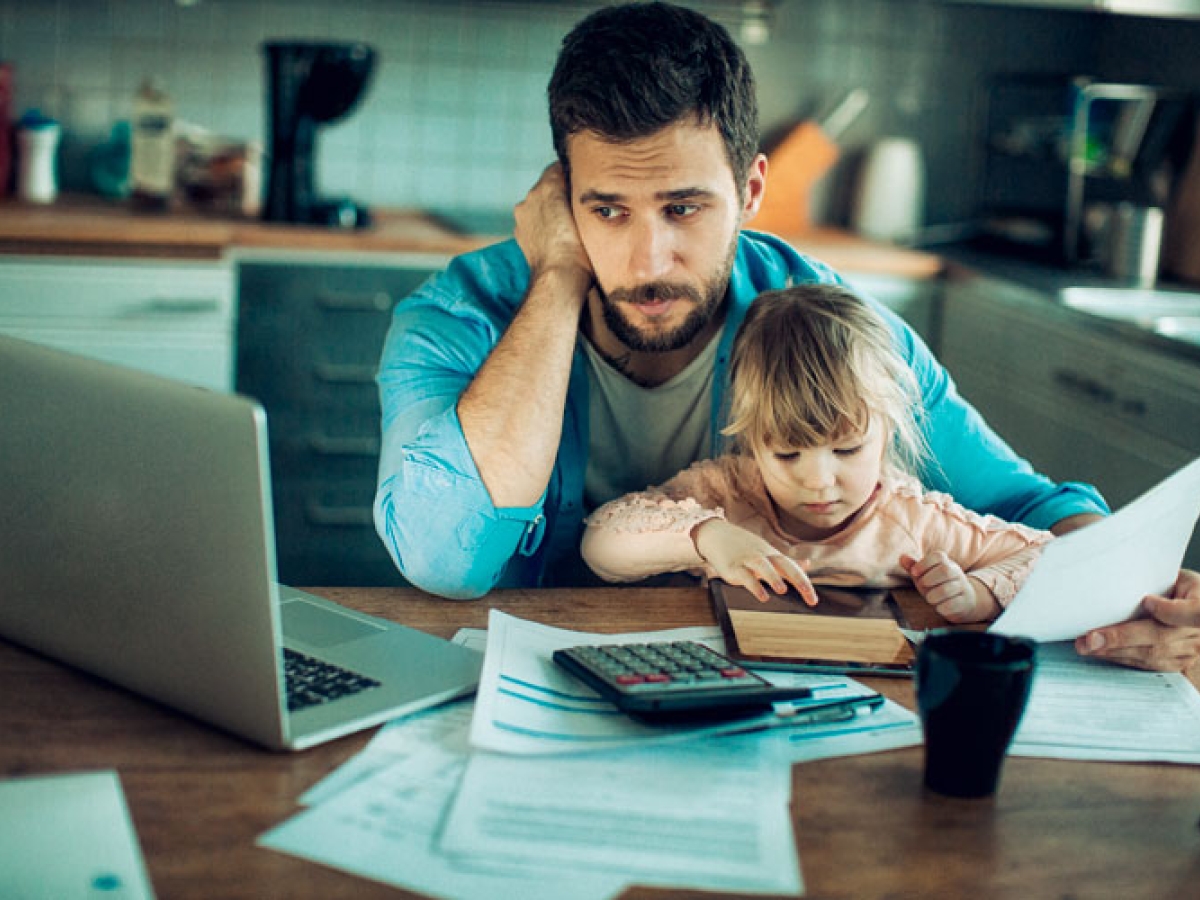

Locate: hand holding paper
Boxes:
[991,457,1200,644]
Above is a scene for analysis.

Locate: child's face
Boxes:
[752,416,887,541]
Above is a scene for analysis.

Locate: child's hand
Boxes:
[900,551,1000,624]
[692,519,816,605]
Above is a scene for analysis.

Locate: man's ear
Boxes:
[740,153,768,222]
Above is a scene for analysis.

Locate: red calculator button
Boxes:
[616,674,645,685]
[645,672,672,683]
[721,667,747,678]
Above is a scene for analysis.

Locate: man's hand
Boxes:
[692,519,816,605]
[513,162,593,288]
[900,552,1000,624]
[1076,570,1200,672]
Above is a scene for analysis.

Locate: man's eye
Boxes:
[594,206,623,220]
[668,203,699,218]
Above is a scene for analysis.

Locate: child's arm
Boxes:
[582,457,812,602]
[692,519,817,605]
[581,459,742,582]
[889,480,1054,624]
[580,491,723,582]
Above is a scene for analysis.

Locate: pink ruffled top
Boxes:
[582,454,1052,605]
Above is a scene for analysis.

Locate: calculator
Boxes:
[552,640,813,721]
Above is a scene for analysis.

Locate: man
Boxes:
[374,2,1200,672]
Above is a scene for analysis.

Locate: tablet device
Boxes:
[709,579,916,677]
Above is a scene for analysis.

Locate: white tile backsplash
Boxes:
[0,0,1196,225]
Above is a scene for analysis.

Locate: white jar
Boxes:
[852,137,925,244]
[17,119,61,204]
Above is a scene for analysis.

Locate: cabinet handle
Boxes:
[131,298,223,315]
[1052,368,1148,417]
[308,433,381,457]
[315,290,393,312]
[305,501,373,527]
[313,361,376,384]
[1052,368,1117,405]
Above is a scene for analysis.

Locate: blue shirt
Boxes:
[374,230,1108,599]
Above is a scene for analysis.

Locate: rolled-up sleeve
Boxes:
[893,315,1110,529]
[373,267,543,599]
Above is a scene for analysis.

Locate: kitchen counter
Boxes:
[936,242,1200,365]
[0,196,945,278]
[0,196,491,259]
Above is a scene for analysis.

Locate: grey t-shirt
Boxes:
[581,329,722,511]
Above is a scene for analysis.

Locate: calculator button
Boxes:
[616,674,645,685]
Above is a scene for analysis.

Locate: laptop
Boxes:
[0,334,482,751]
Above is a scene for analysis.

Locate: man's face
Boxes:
[567,121,765,353]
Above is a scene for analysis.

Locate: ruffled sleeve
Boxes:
[885,475,1053,606]
[580,458,742,583]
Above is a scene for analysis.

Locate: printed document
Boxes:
[439,736,802,897]
[261,741,626,900]
[1011,641,1200,763]
[300,697,475,806]
[263,707,802,898]
[471,609,903,755]
[992,455,1200,642]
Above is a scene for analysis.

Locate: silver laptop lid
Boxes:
[0,334,288,747]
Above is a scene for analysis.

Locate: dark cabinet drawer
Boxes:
[236,258,447,586]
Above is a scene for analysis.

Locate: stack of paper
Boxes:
[260,610,921,899]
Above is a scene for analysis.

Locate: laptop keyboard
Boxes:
[283,648,382,712]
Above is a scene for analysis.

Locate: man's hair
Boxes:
[548,1,759,184]
[723,284,928,476]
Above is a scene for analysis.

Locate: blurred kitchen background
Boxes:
[0,0,1197,232]
[3,0,1200,584]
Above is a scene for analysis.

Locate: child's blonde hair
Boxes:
[723,284,928,475]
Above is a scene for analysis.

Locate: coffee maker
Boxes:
[262,41,376,228]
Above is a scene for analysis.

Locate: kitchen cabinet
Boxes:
[940,274,1200,568]
[0,255,234,391]
[235,254,450,587]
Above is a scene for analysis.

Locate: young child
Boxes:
[581,284,1052,624]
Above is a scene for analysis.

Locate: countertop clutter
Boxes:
[0,196,490,259]
[0,194,945,277]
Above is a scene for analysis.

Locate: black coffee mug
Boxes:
[915,629,1036,798]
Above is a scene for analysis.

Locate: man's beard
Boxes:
[597,238,737,353]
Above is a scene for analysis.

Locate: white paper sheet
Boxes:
[0,771,156,900]
[300,698,475,806]
[261,742,627,900]
[992,455,1200,642]
[439,736,802,897]
[1010,641,1200,763]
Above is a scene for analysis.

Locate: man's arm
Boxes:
[374,165,592,598]
[884,315,1110,530]
[459,164,592,507]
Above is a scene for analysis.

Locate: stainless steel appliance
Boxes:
[977,74,1190,266]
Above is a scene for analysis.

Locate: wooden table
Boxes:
[4,586,1200,899]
